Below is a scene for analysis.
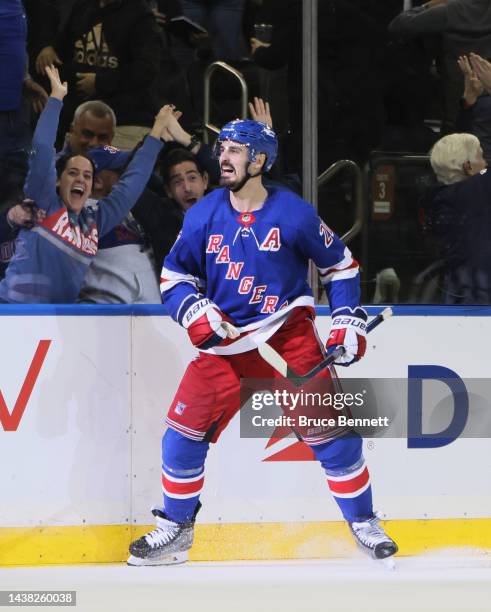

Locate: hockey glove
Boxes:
[181,297,239,350]
[326,307,367,366]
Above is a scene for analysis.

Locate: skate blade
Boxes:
[127,551,188,566]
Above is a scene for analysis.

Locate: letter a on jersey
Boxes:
[216,245,231,264]
[260,228,281,251]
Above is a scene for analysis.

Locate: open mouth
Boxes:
[69,185,86,206]
[185,197,198,206]
[220,165,235,177]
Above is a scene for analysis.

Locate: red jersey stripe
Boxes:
[162,474,204,495]
[327,466,369,495]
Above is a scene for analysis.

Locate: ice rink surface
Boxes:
[1,554,490,612]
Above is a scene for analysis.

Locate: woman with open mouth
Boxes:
[0,65,170,304]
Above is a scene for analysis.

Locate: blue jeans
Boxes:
[0,12,27,112]
[181,0,247,61]
[0,9,31,199]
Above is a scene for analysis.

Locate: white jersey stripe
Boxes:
[326,461,367,482]
[165,417,206,437]
[162,487,203,499]
[321,268,359,284]
[317,247,353,275]
[330,480,371,499]
[160,266,205,294]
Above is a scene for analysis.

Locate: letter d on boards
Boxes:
[407,365,468,449]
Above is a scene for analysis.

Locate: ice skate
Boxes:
[349,515,398,567]
[127,507,196,566]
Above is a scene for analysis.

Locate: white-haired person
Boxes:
[423,132,490,303]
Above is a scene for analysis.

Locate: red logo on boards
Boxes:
[263,426,315,462]
[0,340,51,432]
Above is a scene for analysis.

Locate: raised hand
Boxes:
[150,104,183,141]
[249,97,273,128]
[469,53,491,95]
[458,55,483,105]
[45,64,68,101]
[164,110,197,146]
[35,46,62,76]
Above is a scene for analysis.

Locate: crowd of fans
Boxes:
[1,0,491,304]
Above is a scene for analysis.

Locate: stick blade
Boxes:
[380,307,393,320]
[257,342,289,378]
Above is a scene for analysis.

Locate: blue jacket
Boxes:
[0,1,27,111]
[0,97,163,303]
[423,168,491,304]
[0,0,24,18]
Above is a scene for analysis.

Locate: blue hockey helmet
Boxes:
[214,119,278,172]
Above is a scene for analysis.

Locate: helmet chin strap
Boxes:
[230,162,262,193]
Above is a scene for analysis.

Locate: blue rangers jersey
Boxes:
[161,187,361,354]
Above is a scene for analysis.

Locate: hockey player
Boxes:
[128,120,398,565]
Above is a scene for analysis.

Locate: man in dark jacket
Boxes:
[34,0,168,147]
[251,0,401,174]
[425,131,491,303]
[389,0,491,133]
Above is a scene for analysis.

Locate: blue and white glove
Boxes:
[326,307,367,366]
[180,297,239,350]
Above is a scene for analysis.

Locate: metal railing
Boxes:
[203,61,249,144]
[303,0,318,210]
[368,152,430,168]
[317,159,364,244]
[309,160,364,296]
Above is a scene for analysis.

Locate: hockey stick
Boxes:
[258,307,393,383]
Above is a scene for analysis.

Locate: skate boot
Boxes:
[349,515,398,560]
[127,505,198,566]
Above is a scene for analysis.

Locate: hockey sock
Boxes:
[161,428,209,523]
[311,432,373,523]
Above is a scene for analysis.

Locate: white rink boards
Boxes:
[0,305,491,564]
